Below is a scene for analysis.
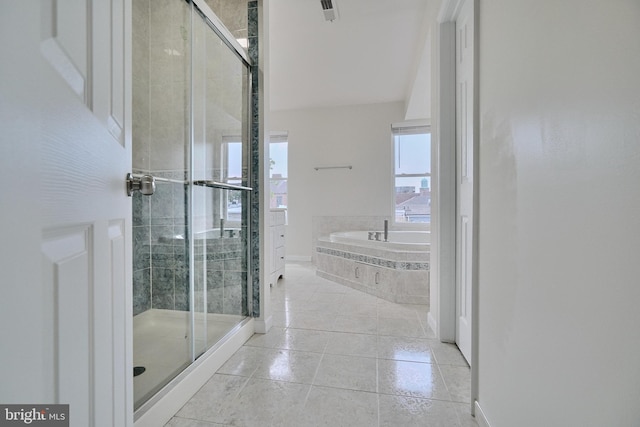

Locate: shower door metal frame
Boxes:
[192,0,250,64]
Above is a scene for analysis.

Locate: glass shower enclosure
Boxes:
[131,0,252,410]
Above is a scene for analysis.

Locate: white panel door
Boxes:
[0,2,132,426]
[455,0,474,365]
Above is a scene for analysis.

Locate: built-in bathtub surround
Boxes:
[316,232,430,305]
[331,230,430,251]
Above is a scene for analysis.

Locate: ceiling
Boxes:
[268,0,431,115]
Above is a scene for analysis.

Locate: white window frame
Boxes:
[391,122,431,227]
[269,131,288,209]
[220,136,244,222]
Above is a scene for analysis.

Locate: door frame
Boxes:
[435,0,479,414]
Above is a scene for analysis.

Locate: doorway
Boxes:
[435,0,479,413]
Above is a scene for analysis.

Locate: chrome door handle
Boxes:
[126,173,156,196]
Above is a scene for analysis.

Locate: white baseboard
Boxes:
[427,311,438,336]
[474,401,491,427]
[134,319,255,427]
[286,255,312,262]
[253,314,272,334]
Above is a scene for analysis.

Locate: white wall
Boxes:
[270,101,405,258]
[477,1,640,425]
[404,2,433,121]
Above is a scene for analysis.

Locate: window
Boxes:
[393,125,431,223]
[270,132,288,209]
[222,140,243,185]
[221,139,244,222]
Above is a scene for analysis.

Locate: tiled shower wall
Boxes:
[132,178,188,315]
[248,0,260,317]
[194,236,247,315]
[132,0,190,316]
[204,0,248,40]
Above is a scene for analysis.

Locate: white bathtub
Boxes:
[329,230,430,251]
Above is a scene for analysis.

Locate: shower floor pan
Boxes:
[133,308,245,408]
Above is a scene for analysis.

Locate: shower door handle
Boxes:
[126,173,156,196]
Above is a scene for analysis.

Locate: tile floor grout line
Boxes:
[170,414,227,426]
[231,374,253,403]
[376,389,381,427]
[304,341,327,405]
[375,353,380,396]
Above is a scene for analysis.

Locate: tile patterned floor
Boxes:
[166,262,478,427]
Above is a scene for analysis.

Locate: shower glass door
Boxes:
[131,0,252,411]
[190,2,252,358]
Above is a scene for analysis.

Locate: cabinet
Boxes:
[270,209,286,284]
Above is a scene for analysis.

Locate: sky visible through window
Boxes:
[394,133,431,191]
[270,142,288,208]
[227,142,242,180]
[270,142,288,177]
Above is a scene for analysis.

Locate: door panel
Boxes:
[455,0,473,364]
[40,0,88,101]
[0,1,132,426]
[93,0,127,144]
[42,226,92,422]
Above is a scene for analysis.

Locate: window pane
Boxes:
[394,133,431,175]
[221,141,243,222]
[270,142,287,177]
[393,129,430,223]
[227,189,242,222]
[270,141,288,208]
[226,141,242,180]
